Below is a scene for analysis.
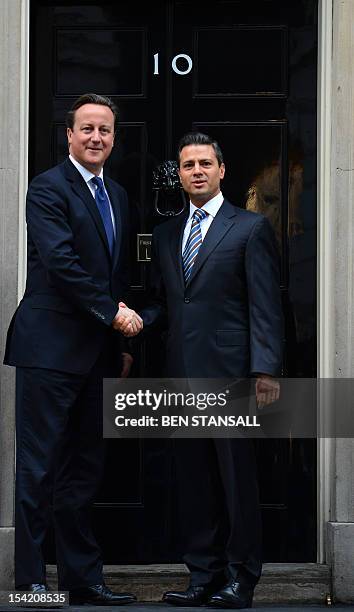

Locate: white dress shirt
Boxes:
[182,191,224,253]
[69,154,116,235]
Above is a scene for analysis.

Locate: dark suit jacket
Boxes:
[4,158,130,375]
[142,199,283,378]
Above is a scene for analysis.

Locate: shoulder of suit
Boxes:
[28,162,66,190]
[104,175,127,198]
[218,199,266,226]
[228,202,267,225]
[153,214,185,237]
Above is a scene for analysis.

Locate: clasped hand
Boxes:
[112,301,143,337]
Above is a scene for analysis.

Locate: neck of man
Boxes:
[190,189,220,208]
[70,152,103,176]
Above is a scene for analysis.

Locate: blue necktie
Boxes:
[91,176,115,256]
[182,208,208,283]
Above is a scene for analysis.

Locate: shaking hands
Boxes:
[112,301,143,337]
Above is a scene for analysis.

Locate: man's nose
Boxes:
[193,163,202,174]
[91,129,101,142]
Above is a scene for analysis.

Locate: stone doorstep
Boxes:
[46,563,331,604]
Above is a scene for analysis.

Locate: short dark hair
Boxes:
[177,132,224,166]
[66,93,118,130]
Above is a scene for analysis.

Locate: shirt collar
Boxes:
[69,154,104,184]
[188,191,224,219]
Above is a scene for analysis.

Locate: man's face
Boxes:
[178,144,225,207]
[67,103,115,174]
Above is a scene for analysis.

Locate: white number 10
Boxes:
[153,52,193,76]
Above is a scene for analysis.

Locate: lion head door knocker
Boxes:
[152,160,187,217]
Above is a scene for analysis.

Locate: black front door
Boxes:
[30,0,318,564]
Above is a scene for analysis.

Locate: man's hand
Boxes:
[255,375,280,409]
[120,352,133,378]
[112,302,143,337]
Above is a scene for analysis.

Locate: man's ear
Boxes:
[220,163,226,179]
[67,127,72,146]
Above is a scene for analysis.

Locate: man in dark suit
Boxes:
[4,93,142,605]
[140,132,283,608]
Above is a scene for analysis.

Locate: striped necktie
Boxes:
[182,208,208,283]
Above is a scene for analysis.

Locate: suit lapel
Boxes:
[63,158,112,259]
[105,177,122,269]
[186,199,238,287]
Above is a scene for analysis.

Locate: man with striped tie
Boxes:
[141,132,283,608]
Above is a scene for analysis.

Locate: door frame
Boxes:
[18,0,333,563]
[317,0,334,564]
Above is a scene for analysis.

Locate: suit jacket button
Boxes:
[184,298,190,303]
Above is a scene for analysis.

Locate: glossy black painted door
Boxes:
[30,0,318,563]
